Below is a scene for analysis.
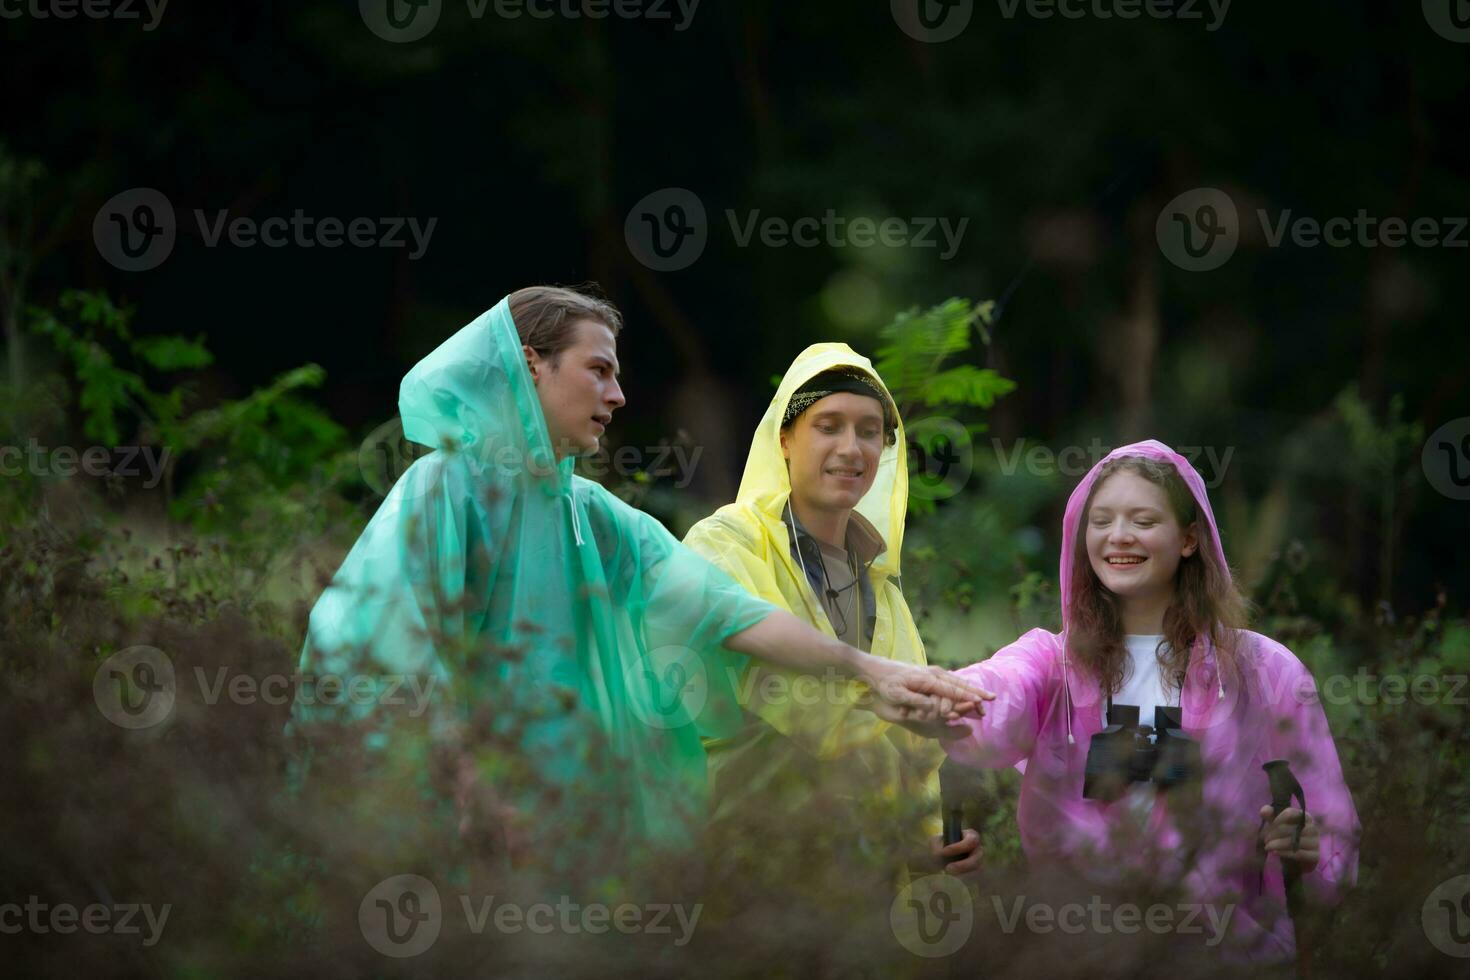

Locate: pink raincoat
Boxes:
[945,440,1359,960]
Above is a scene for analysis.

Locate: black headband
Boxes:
[781,370,892,431]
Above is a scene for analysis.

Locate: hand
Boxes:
[856,658,995,722]
[932,828,984,876]
[1258,805,1319,873]
[877,703,976,741]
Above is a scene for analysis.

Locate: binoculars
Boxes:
[1082,703,1203,802]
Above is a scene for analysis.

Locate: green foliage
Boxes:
[27,289,349,527]
[871,297,1016,517]
[134,334,215,372]
[1334,386,1424,480]
[1337,387,1426,606]
[29,292,149,446]
[874,297,1014,410]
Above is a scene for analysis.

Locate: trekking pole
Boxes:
[1263,759,1310,979]
[940,764,966,851]
[936,760,982,980]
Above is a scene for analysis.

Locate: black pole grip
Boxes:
[1263,759,1309,978]
[943,807,964,848]
[939,760,969,851]
[1264,759,1308,857]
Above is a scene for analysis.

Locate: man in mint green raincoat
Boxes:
[288,286,990,871]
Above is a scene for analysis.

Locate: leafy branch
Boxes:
[28,290,346,515]
[872,297,1016,513]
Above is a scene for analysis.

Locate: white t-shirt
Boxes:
[1109,635,1173,825]
[1112,634,1171,731]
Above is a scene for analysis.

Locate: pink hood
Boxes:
[945,440,1360,961]
[1054,439,1231,748]
[1058,439,1231,626]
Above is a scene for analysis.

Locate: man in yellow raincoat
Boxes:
[684,344,983,884]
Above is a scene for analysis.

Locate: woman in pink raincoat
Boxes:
[941,439,1359,962]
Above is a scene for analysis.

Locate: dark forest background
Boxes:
[3,1,1469,977]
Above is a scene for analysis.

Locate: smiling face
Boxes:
[524,318,625,458]
[781,392,885,514]
[1084,469,1199,606]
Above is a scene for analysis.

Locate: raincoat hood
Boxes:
[1054,440,1231,745]
[736,343,907,579]
[397,296,569,492]
[1058,439,1231,629]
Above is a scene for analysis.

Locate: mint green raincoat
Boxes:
[289,298,775,854]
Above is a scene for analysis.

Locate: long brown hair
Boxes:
[1066,455,1248,697]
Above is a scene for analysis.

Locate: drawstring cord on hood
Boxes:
[566,487,585,546]
[1061,633,1224,747]
[1063,630,1075,746]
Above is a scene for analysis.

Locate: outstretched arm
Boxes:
[723,608,995,727]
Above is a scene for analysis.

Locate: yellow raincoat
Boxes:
[683,344,944,865]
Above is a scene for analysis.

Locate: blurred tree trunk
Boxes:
[0,147,44,389]
[1100,201,1162,443]
[570,20,735,502]
[0,154,70,392]
[2,288,21,389]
